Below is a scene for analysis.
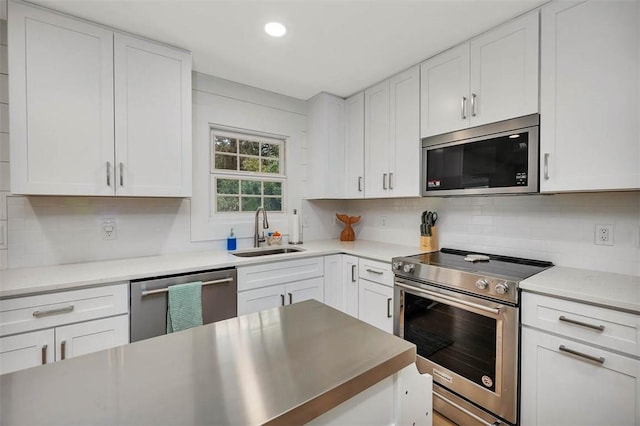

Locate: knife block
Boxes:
[420,226,439,252]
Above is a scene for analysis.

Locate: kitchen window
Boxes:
[211,129,285,214]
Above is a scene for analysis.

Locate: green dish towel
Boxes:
[166,281,203,333]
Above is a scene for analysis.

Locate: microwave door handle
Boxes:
[395,281,501,315]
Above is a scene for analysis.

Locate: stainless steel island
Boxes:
[0,300,429,425]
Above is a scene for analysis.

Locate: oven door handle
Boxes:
[395,281,501,315]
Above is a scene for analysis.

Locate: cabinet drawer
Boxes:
[237,257,324,291]
[522,292,640,357]
[358,259,392,287]
[0,284,129,337]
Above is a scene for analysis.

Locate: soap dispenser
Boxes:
[227,228,237,251]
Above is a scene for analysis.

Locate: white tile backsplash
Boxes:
[344,192,640,276]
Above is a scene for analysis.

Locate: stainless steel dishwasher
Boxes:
[129,268,237,342]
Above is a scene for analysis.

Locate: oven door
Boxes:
[394,278,519,424]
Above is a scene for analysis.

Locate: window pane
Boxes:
[264,197,282,211]
[214,136,237,153]
[217,196,239,212]
[240,157,260,172]
[215,154,237,170]
[216,179,239,194]
[241,197,260,212]
[263,181,282,195]
[261,159,280,174]
[261,143,280,159]
[239,140,259,156]
[241,180,261,195]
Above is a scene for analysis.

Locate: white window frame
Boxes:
[210,128,286,217]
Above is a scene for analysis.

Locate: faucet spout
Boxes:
[254,207,269,247]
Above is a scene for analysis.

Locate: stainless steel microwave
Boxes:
[422,114,539,196]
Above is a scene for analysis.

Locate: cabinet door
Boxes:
[521,327,640,426]
[469,12,539,127]
[344,92,365,198]
[54,315,129,362]
[324,254,343,311]
[540,1,640,192]
[0,329,54,375]
[364,80,390,198]
[358,279,393,333]
[237,285,286,316]
[389,66,420,197]
[342,255,359,318]
[114,33,192,197]
[420,43,470,138]
[8,2,114,195]
[287,277,324,305]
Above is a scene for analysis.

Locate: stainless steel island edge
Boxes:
[0,300,416,425]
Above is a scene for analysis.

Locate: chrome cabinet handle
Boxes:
[389,172,394,190]
[351,264,357,282]
[382,173,387,190]
[61,340,67,360]
[33,305,74,318]
[544,153,550,180]
[386,298,392,318]
[119,162,124,187]
[395,281,501,315]
[106,161,111,186]
[281,294,285,306]
[461,96,467,119]
[358,176,363,192]
[366,268,384,275]
[559,344,605,364]
[471,93,477,117]
[559,315,605,332]
[288,292,293,305]
[41,345,47,365]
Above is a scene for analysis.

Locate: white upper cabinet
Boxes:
[305,92,345,199]
[9,2,114,195]
[421,12,539,137]
[365,66,420,198]
[344,92,365,199]
[9,2,192,197]
[114,34,192,197]
[540,1,640,192]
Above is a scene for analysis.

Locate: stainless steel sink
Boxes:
[232,247,305,257]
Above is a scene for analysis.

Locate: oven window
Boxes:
[404,292,497,391]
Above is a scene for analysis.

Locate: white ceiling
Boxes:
[29,0,546,100]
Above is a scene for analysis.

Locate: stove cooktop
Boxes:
[392,248,553,304]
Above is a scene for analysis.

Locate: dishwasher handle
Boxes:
[141,277,234,297]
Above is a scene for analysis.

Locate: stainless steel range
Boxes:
[392,248,552,426]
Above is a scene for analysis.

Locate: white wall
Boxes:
[0,18,8,269]
[343,192,640,276]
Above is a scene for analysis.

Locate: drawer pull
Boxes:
[281,294,285,306]
[387,298,392,318]
[61,340,67,360]
[41,345,47,365]
[288,292,293,305]
[559,344,605,364]
[351,264,357,282]
[32,305,75,318]
[559,315,605,332]
[365,268,384,275]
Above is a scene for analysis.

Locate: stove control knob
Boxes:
[392,261,403,271]
[403,264,415,274]
[495,282,510,295]
[475,278,490,290]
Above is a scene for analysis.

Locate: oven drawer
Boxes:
[521,292,640,357]
[358,259,392,287]
[0,284,129,337]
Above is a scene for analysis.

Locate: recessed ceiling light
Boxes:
[265,22,287,37]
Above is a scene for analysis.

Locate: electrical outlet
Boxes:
[594,224,613,246]
[102,219,117,240]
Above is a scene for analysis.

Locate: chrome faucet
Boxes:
[254,207,270,247]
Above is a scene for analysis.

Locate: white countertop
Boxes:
[0,240,426,298]
[520,266,640,314]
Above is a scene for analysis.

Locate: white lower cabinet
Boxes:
[358,279,393,334]
[0,283,130,375]
[521,292,640,425]
[237,257,325,316]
